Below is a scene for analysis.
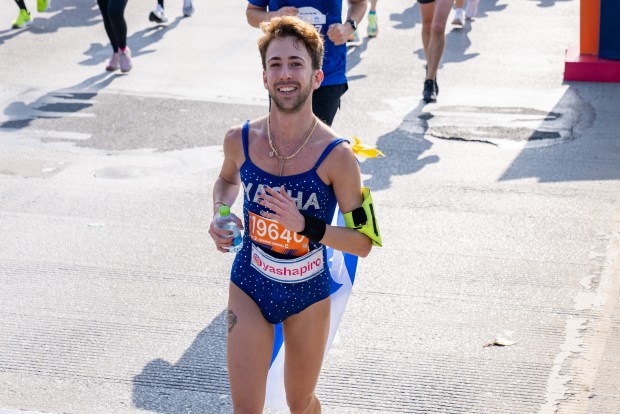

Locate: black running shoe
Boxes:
[149,6,168,23]
[422,79,437,103]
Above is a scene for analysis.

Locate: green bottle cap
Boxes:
[219,205,231,216]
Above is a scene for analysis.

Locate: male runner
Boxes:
[419,0,455,103]
[209,16,375,413]
[246,0,367,126]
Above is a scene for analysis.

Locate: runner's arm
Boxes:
[212,128,243,217]
[320,143,373,257]
[209,128,244,253]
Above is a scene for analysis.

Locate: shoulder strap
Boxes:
[314,138,349,169]
[241,120,250,159]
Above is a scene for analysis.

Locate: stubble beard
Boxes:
[269,81,314,114]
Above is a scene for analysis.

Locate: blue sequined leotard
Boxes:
[230,121,345,324]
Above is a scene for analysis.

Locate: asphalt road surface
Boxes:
[1,0,619,413]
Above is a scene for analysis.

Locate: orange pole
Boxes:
[581,0,600,55]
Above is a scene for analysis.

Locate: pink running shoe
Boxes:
[106,52,120,71]
[119,47,132,73]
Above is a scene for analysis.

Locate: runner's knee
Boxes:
[430,21,447,36]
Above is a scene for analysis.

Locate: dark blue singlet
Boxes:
[230,121,345,324]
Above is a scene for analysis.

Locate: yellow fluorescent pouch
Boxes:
[343,187,382,247]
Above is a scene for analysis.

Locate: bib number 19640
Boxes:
[249,211,309,256]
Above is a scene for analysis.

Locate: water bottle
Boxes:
[215,205,243,253]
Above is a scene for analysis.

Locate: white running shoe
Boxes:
[149,4,168,23]
[183,0,194,17]
[466,0,480,19]
[452,8,465,27]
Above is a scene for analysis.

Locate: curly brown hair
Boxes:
[258,16,324,71]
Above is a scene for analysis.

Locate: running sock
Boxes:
[157,0,163,6]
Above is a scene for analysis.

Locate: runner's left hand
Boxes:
[258,185,305,233]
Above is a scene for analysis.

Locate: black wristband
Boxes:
[298,213,326,243]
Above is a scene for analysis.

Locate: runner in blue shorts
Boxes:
[209,16,375,413]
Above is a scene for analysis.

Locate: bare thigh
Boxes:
[227,282,274,413]
[420,0,436,26]
[282,295,331,408]
[432,0,455,27]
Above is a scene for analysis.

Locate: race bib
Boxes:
[251,243,324,283]
[297,7,326,32]
[249,211,309,256]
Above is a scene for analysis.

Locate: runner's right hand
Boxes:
[209,213,243,253]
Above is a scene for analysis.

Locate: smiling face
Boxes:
[263,36,323,114]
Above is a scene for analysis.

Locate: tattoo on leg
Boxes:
[228,310,238,333]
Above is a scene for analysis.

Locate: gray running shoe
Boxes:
[183,0,194,17]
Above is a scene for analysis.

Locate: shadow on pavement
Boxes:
[1,72,119,131]
[132,310,230,413]
[500,84,620,182]
[346,37,370,80]
[390,2,419,30]
[477,0,508,17]
[529,0,574,8]
[361,101,439,190]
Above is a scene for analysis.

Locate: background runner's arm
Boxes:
[246,4,298,28]
[345,0,368,31]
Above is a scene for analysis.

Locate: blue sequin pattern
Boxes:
[230,121,345,324]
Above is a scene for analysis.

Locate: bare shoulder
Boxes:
[222,122,248,169]
[223,123,243,146]
[314,125,360,185]
[223,118,266,155]
[321,130,358,169]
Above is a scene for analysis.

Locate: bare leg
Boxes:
[419,2,435,61]
[227,283,275,414]
[425,0,454,81]
[283,296,331,414]
[369,0,377,12]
